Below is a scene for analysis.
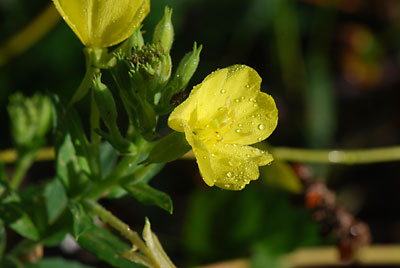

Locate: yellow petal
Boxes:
[208,142,273,190]
[52,0,150,48]
[181,121,215,186]
[168,65,278,145]
[182,120,273,190]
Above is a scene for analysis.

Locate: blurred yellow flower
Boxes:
[52,0,150,48]
[168,65,278,190]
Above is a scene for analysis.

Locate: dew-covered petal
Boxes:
[168,65,277,145]
[52,0,150,48]
[181,121,215,186]
[168,67,228,132]
[208,142,273,190]
[222,91,278,145]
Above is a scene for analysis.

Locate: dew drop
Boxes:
[240,96,246,100]
[220,89,226,94]
[235,129,241,133]
[258,137,263,142]
[226,171,234,178]
[245,84,250,88]
[211,153,215,157]
[235,98,240,103]
[238,123,243,127]
[224,184,231,188]
[258,124,266,130]
[246,154,251,158]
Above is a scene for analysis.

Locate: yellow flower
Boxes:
[168,65,278,190]
[52,0,150,48]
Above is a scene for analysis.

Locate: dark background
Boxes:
[1,0,400,267]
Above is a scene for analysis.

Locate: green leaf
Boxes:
[120,163,165,186]
[0,255,22,268]
[0,219,5,259]
[27,257,94,268]
[77,225,145,268]
[259,160,303,193]
[123,183,173,214]
[41,210,71,247]
[99,142,118,177]
[69,202,93,239]
[52,96,92,194]
[144,131,191,164]
[43,178,68,224]
[0,202,39,240]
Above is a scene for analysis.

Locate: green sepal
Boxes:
[123,183,173,214]
[144,131,191,164]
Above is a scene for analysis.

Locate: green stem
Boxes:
[90,88,101,178]
[271,146,400,164]
[88,155,140,199]
[69,48,104,107]
[10,150,37,190]
[83,199,157,264]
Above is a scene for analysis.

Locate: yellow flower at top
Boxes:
[52,0,150,48]
[168,65,278,190]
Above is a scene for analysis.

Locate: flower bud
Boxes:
[158,42,201,113]
[8,93,52,150]
[52,0,150,48]
[152,7,174,53]
[93,74,118,128]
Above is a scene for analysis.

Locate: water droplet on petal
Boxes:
[258,124,266,130]
[224,184,231,188]
[258,137,263,142]
[235,98,240,103]
[235,129,241,133]
[245,84,250,88]
[240,96,246,101]
[220,89,226,94]
[226,171,234,178]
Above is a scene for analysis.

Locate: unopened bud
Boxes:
[93,74,118,127]
[8,93,52,149]
[153,6,174,53]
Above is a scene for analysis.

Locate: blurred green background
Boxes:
[1,0,400,267]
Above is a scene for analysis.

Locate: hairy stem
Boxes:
[83,199,157,265]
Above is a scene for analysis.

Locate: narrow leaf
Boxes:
[145,131,191,164]
[77,225,145,268]
[123,183,173,214]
